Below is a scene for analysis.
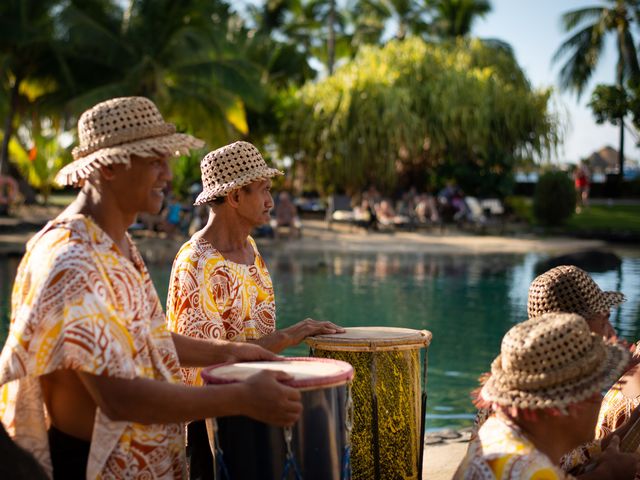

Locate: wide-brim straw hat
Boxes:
[528,265,625,319]
[55,96,204,187]
[194,141,283,206]
[480,313,629,413]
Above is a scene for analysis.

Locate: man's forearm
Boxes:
[171,332,230,367]
[79,372,246,424]
[251,331,291,354]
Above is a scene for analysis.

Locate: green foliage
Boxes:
[589,84,629,125]
[533,171,575,226]
[279,37,560,195]
[9,131,71,204]
[171,151,202,200]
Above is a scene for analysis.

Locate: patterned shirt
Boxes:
[0,215,185,479]
[454,415,573,480]
[596,386,640,439]
[166,236,276,386]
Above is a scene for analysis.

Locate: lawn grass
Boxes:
[506,196,640,234]
[565,204,640,233]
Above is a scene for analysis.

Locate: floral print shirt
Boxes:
[0,215,185,479]
[166,236,276,386]
[455,415,573,480]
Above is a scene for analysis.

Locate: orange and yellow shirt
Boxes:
[166,236,276,386]
[454,415,573,480]
[0,215,185,479]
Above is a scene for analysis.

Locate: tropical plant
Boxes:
[427,0,491,38]
[9,130,71,204]
[0,0,64,176]
[55,0,267,147]
[533,171,575,226]
[553,0,640,178]
[278,37,560,196]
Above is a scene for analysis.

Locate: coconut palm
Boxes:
[553,0,640,177]
[427,0,492,38]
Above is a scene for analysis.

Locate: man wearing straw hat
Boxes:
[454,313,639,480]
[0,97,303,480]
[165,140,343,477]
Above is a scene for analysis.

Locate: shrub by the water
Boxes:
[533,171,575,225]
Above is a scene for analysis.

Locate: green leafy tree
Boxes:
[553,0,640,178]
[279,37,560,196]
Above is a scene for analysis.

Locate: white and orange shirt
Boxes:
[0,215,185,479]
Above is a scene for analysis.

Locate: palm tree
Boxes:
[427,0,492,38]
[0,0,61,177]
[553,1,640,178]
[56,0,267,146]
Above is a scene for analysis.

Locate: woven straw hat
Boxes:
[194,141,282,206]
[480,313,628,412]
[55,96,204,187]
[528,265,625,319]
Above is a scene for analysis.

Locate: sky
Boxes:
[474,0,638,164]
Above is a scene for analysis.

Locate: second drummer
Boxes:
[166,141,343,478]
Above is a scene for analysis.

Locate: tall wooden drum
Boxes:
[202,358,355,480]
[306,327,432,480]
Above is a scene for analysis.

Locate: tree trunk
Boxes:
[0,75,21,176]
[327,0,336,75]
[618,116,625,182]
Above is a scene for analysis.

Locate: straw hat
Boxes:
[55,97,204,187]
[194,141,282,206]
[480,313,629,412]
[528,265,625,319]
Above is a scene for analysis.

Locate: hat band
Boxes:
[72,123,176,159]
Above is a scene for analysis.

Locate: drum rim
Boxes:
[201,357,354,389]
[305,326,433,350]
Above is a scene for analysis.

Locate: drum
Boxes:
[306,327,432,480]
[202,357,355,480]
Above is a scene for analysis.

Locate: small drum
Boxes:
[202,358,355,480]
[306,327,432,480]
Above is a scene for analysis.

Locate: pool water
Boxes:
[2,248,640,430]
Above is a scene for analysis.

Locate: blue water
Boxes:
[2,248,640,430]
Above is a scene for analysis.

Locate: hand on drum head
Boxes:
[241,370,303,427]
[282,318,345,347]
[224,341,282,363]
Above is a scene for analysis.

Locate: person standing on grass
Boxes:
[0,97,302,480]
[166,141,343,478]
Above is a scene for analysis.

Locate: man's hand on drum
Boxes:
[282,318,345,347]
[241,370,302,426]
[252,318,345,353]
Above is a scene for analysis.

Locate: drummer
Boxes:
[166,141,344,478]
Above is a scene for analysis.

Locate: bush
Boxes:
[533,171,575,225]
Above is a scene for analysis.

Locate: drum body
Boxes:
[202,358,354,480]
[306,327,432,480]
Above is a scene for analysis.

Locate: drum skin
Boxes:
[307,327,432,480]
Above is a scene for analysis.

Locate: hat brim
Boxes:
[481,340,629,412]
[193,167,284,206]
[55,132,204,187]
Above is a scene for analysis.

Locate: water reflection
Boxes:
[1,248,639,430]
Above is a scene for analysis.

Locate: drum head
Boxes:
[306,326,432,351]
[201,357,354,390]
